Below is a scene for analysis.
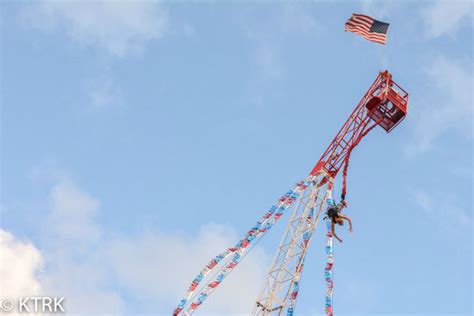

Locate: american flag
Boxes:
[345,13,389,45]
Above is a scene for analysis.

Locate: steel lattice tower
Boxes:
[174,71,409,316]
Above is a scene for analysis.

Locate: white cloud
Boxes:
[406,55,473,155]
[245,3,319,79]
[412,190,471,234]
[40,176,123,314]
[361,0,403,19]
[242,4,320,108]
[108,223,269,314]
[361,0,473,39]
[22,0,168,57]
[278,4,319,35]
[48,177,101,245]
[427,55,472,115]
[7,174,269,314]
[422,0,473,38]
[0,229,43,298]
[85,75,123,110]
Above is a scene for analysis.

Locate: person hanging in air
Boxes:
[327,200,352,243]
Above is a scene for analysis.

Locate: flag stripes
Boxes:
[344,13,389,45]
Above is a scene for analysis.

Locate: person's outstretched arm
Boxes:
[339,214,353,232]
[331,222,343,243]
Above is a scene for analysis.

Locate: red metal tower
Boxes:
[174,70,409,316]
[312,70,408,178]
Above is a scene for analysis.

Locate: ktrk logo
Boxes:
[0,297,65,313]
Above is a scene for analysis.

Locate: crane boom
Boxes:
[311,70,408,178]
[254,70,408,315]
[174,70,409,316]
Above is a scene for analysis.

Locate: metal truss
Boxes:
[253,173,333,315]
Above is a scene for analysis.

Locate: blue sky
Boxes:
[1,1,472,315]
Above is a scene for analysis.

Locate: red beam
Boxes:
[310,70,409,178]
